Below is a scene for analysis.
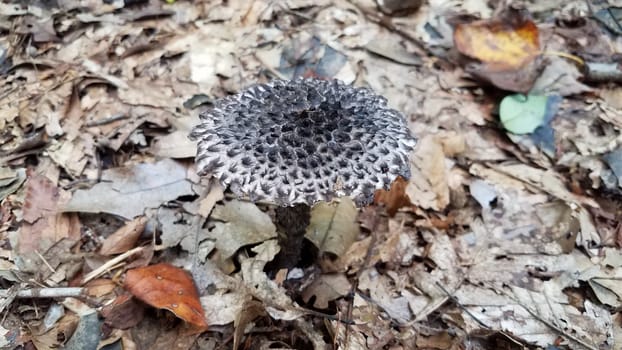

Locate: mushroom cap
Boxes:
[190,78,417,207]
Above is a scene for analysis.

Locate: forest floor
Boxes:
[1,0,622,349]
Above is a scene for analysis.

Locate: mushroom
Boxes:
[190,78,416,269]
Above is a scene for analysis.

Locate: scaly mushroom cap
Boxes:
[190,78,417,207]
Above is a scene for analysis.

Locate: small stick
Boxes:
[343,205,381,346]
[2,287,85,299]
[81,246,144,284]
[435,282,490,329]
[85,114,129,127]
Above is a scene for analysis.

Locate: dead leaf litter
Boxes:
[1,0,621,349]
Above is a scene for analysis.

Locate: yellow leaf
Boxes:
[454,15,540,71]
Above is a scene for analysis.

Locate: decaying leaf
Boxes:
[124,263,208,330]
[0,167,26,201]
[453,8,545,92]
[406,136,450,211]
[201,291,252,326]
[18,175,81,259]
[63,159,195,219]
[152,116,200,159]
[301,273,351,309]
[233,300,267,350]
[374,176,412,216]
[22,175,61,224]
[157,208,202,250]
[101,294,145,330]
[240,240,308,321]
[99,216,147,255]
[305,197,358,256]
[208,200,277,259]
[454,11,540,72]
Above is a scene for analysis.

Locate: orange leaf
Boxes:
[374,176,412,217]
[124,263,208,330]
[454,13,539,72]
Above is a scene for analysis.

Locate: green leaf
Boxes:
[499,94,548,134]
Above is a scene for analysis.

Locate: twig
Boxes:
[583,61,622,83]
[498,287,599,350]
[85,114,129,127]
[435,282,490,329]
[81,246,144,284]
[347,1,428,55]
[35,250,56,273]
[0,287,84,299]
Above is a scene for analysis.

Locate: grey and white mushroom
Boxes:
[190,77,416,268]
[190,77,416,207]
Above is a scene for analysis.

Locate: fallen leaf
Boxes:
[197,182,224,217]
[305,197,359,256]
[457,284,612,348]
[406,136,450,211]
[0,167,26,201]
[101,294,145,330]
[365,33,422,66]
[359,268,413,323]
[201,291,252,326]
[61,310,101,350]
[469,179,497,209]
[85,278,117,297]
[99,217,147,255]
[499,94,554,135]
[124,263,208,330]
[152,116,200,159]
[208,200,277,259]
[530,57,592,96]
[600,87,622,110]
[18,176,81,260]
[22,175,60,224]
[454,11,539,72]
[156,208,201,250]
[302,273,351,309]
[465,56,544,93]
[374,176,412,216]
[233,300,266,350]
[240,240,308,321]
[63,159,195,219]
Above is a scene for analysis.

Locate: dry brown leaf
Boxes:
[374,176,412,216]
[124,263,208,330]
[99,217,147,255]
[198,182,224,217]
[233,300,266,350]
[406,136,450,211]
[101,294,145,330]
[85,278,117,298]
[22,175,60,224]
[301,273,351,309]
[18,175,81,258]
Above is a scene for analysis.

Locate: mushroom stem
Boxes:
[273,203,311,270]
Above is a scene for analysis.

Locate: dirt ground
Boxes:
[1,0,622,349]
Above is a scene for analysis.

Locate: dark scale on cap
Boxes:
[189,77,417,207]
